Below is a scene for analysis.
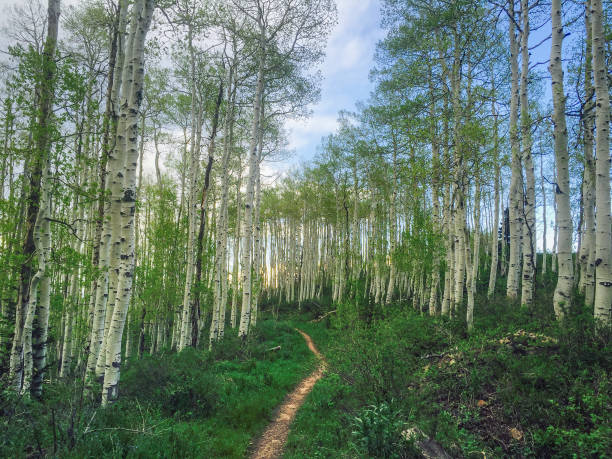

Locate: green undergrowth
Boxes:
[285,291,612,458]
[0,318,316,458]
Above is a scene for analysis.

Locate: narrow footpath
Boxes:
[250,329,326,459]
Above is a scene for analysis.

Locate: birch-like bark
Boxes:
[428,67,441,314]
[178,21,203,351]
[579,0,596,306]
[250,113,265,329]
[442,184,453,316]
[95,0,133,377]
[20,154,51,394]
[212,62,236,344]
[506,0,523,299]
[451,30,465,313]
[520,0,536,307]
[550,170,558,272]
[541,153,547,274]
[87,0,126,382]
[591,0,612,323]
[102,0,154,405]
[60,197,84,378]
[550,0,573,319]
[351,154,360,282]
[238,39,265,337]
[487,96,500,298]
[10,0,59,394]
[467,180,480,332]
[231,170,242,329]
[385,132,398,304]
[194,80,223,346]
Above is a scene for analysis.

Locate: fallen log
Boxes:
[310,310,337,323]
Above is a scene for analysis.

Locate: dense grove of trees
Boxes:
[0,0,610,410]
[256,0,612,330]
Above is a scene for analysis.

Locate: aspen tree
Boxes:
[194,79,223,347]
[211,57,237,344]
[520,0,535,307]
[451,29,466,313]
[467,179,480,332]
[231,170,242,329]
[9,0,60,395]
[506,0,523,299]
[591,0,612,323]
[102,0,155,405]
[238,43,264,337]
[95,0,132,378]
[541,152,547,275]
[385,130,398,304]
[487,95,500,298]
[428,68,441,314]
[178,2,205,350]
[579,0,596,306]
[86,0,126,380]
[20,140,52,394]
[351,147,361,283]
[550,0,573,319]
[552,179,558,273]
[250,113,265,328]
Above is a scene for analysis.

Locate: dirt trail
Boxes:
[250,329,326,459]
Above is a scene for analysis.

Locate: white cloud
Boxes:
[278,0,384,173]
[286,115,339,151]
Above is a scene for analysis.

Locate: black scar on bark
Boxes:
[123,189,135,202]
[595,258,602,266]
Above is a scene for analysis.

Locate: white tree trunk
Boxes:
[550,0,573,319]
[488,97,500,298]
[467,181,480,332]
[211,64,235,344]
[507,0,523,299]
[102,0,154,405]
[238,43,265,337]
[520,0,536,307]
[541,153,548,275]
[591,0,612,323]
[10,0,59,394]
[579,0,596,306]
[178,24,204,350]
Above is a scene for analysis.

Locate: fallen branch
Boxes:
[83,425,160,436]
[420,347,458,360]
[421,352,448,360]
[266,346,281,352]
[310,310,337,323]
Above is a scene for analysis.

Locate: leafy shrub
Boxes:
[350,402,417,458]
[121,347,222,419]
[329,308,449,404]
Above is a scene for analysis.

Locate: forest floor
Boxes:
[0,318,323,458]
[250,329,326,459]
[284,290,612,458]
[1,288,610,458]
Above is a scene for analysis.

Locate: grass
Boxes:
[284,286,612,458]
[0,317,317,458]
[2,282,610,458]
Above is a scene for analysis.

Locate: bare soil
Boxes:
[250,329,326,459]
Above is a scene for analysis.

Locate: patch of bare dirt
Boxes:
[250,329,326,459]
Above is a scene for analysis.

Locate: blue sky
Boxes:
[282,0,384,170]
